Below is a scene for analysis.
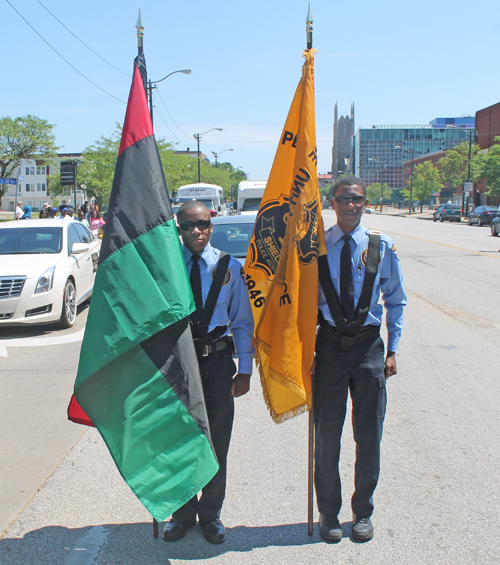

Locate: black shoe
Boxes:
[202,519,226,544]
[352,515,374,541]
[163,517,196,542]
[319,513,343,543]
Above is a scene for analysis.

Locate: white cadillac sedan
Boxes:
[0,219,101,327]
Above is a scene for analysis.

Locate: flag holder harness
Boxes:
[191,252,232,356]
[318,231,381,351]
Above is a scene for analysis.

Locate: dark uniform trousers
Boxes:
[173,342,236,525]
[314,327,387,519]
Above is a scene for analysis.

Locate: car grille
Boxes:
[0,277,26,299]
[0,313,13,320]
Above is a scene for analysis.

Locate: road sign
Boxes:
[464,181,473,192]
[60,161,76,186]
[0,178,16,185]
[19,175,24,181]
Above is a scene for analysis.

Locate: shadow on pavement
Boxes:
[0,303,89,339]
[0,520,354,563]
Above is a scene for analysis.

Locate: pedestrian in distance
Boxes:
[78,209,90,229]
[315,175,407,543]
[162,200,254,545]
[15,201,23,220]
[20,205,32,220]
[58,206,71,220]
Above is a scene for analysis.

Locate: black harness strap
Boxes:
[192,251,231,339]
[319,231,381,335]
[350,231,381,332]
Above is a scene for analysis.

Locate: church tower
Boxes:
[331,102,355,176]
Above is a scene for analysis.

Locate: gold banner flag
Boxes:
[244,50,326,423]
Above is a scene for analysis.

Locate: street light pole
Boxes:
[193,128,223,182]
[395,145,416,214]
[146,69,192,126]
[212,148,233,167]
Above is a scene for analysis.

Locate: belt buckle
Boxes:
[202,344,210,357]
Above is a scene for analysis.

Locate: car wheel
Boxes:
[492,224,498,237]
[468,217,472,225]
[440,215,444,222]
[457,218,461,222]
[59,279,77,328]
[478,217,483,226]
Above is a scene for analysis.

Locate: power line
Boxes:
[153,105,188,147]
[5,0,125,104]
[155,88,193,143]
[36,0,130,77]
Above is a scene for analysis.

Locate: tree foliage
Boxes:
[478,137,500,196]
[402,161,443,212]
[0,115,58,205]
[366,183,393,205]
[438,141,482,188]
[48,124,247,209]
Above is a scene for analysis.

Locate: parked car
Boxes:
[467,206,500,226]
[211,214,257,265]
[490,215,500,236]
[433,204,462,222]
[0,219,101,327]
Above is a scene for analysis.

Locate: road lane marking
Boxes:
[382,231,500,259]
[0,328,85,357]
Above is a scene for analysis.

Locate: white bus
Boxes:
[237,180,267,213]
[175,183,226,216]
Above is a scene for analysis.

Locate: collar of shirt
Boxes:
[328,222,367,248]
[182,241,217,268]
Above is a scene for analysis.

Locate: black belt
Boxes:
[319,317,380,351]
[193,336,228,357]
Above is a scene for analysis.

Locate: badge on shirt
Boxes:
[391,243,400,261]
[212,266,232,285]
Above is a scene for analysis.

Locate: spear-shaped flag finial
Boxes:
[136,8,144,55]
[306,3,313,50]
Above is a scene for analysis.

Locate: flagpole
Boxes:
[136,9,160,539]
[306,1,315,537]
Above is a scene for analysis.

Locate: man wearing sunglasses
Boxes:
[315,176,406,543]
[163,201,254,545]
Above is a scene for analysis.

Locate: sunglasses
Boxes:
[179,219,211,231]
[333,195,367,205]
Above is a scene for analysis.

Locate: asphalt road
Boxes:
[1,212,500,564]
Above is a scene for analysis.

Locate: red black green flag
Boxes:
[67,55,218,522]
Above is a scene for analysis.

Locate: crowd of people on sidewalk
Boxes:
[15,199,106,238]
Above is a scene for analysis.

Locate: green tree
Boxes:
[478,137,500,195]
[438,141,482,188]
[0,115,58,205]
[367,183,393,209]
[402,161,442,212]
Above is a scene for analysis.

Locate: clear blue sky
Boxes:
[3,0,499,181]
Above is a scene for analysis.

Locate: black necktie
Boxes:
[340,234,355,325]
[189,254,203,324]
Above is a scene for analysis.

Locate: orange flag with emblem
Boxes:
[244,50,326,423]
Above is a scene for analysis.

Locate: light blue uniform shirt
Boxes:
[318,223,407,352]
[182,242,255,374]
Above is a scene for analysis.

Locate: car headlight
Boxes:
[35,266,55,294]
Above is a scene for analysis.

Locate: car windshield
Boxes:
[0,226,63,254]
[484,207,498,212]
[198,199,216,210]
[211,222,254,258]
[242,198,262,211]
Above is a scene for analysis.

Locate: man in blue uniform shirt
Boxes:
[315,176,406,543]
[163,201,254,545]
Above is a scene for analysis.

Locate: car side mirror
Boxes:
[71,242,90,255]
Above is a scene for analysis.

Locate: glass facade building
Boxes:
[355,120,473,194]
